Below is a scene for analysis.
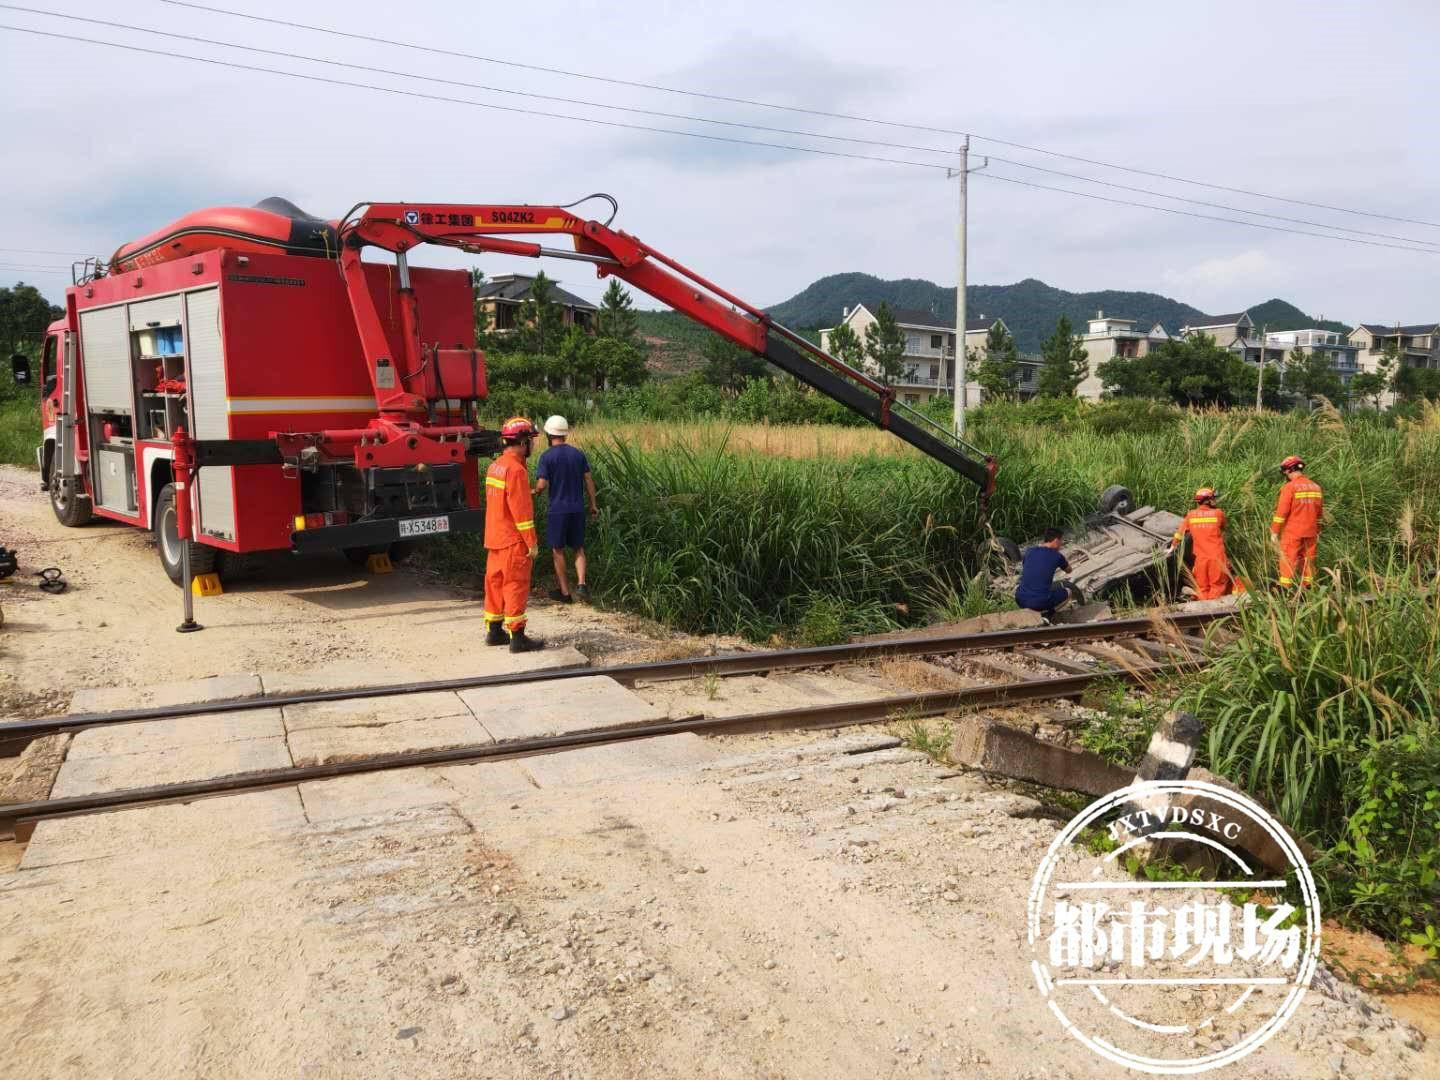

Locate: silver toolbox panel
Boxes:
[78,305,133,413]
[95,445,137,513]
[127,295,183,330]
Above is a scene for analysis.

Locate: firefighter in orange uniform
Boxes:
[484,417,545,653]
[1168,487,1236,600]
[1271,454,1324,588]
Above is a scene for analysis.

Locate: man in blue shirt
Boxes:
[534,415,598,603]
[1015,528,1073,617]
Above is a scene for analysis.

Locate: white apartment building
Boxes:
[820,304,1006,407]
[1076,311,1171,400]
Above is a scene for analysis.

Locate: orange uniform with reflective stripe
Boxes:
[1272,476,1323,587]
[1172,507,1234,600]
[484,451,537,549]
[483,449,537,630]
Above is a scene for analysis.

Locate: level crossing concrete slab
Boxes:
[68,674,264,714]
[281,690,472,733]
[50,735,294,800]
[19,788,306,869]
[518,732,717,788]
[296,760,534,824]
[458,674,667,743]
[66,708,286,760]
[287,713,491,767]
[257,646,588,696]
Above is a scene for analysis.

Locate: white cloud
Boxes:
[1160,251,1288,309]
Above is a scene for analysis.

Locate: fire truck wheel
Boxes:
[49,475,93,527]
[155,483,217,586]
[343,544,389,566]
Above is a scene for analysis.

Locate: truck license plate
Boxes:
[398,515,450,538]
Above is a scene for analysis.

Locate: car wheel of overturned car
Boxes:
[1097,484,1134,515]
[994,536,1022,563]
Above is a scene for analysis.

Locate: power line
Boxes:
[35,4,1440,251]
[0,245,90,256]
[0,264,71,272]
[159,0,1440,230]
[0,5,959,158]
[0,24,950,171]
[975,172,1440,256]
[985,156,1440,251]
[7,23,1436,260]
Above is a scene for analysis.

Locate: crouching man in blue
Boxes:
[1015,528,1073,619]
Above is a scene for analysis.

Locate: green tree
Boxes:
[827,321,865,368]
[469,268,492,346]
[1351,343,1400,409]
[1283,347,1346,407]
[973,322,1021,401]
[701,333,767,392]
[595,278,640,346]
[1,282,61,358]
[1393,363,1440,403]
[517,271,566,356]
[1035,315,1088,398]
[863,301,907,385]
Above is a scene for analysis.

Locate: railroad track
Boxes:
[0,611,1227,838]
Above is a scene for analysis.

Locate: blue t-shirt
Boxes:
[1016,545,1070,605]
[536,443,590,514]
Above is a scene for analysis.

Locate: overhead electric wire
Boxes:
[984,156,1440,251]
[159,0,1440,230]
[0,5,958,158]
[0,24,950,171]
[22,5,1433,250]
[974,172,1440,256]
[2,23,1434,258]
[0,245,90,256]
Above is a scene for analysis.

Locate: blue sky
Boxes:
[2,0,1437,323]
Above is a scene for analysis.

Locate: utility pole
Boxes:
[1254,323,1267,411]
[949,137,986,437]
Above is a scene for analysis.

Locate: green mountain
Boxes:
[763,273,1347,353]
[1244,299,1351,336]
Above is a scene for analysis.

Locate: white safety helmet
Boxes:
[543,415,570,437]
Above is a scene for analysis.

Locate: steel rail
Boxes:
[0,611,1224,741]
[0,659,1173,837]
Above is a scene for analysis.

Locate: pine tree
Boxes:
[974,322,1021,401]
[827,321,865,368]
[595,278,639,346]
[1035,315,1088,398]
[863,302,907,385]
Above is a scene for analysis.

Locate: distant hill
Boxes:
[763,273,1347,353]
[1244,299,1351,336]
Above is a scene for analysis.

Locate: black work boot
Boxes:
[485,622,509,647]
[509,628,546,653]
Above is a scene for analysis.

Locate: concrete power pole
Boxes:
[949,137,986,437]
[1255,323,1268,411]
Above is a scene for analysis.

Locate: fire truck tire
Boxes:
[49,476,93,527]
[155,483,217,586]
[343,544,388,566]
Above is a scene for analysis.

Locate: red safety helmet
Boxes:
[1194,487,1218,503]
[1279,454,1305,473]
[500,416,538,441]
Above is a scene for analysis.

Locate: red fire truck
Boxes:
[19,196,993,588]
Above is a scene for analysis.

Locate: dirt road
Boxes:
[2,463,1434,1077]
[0,465,693,717]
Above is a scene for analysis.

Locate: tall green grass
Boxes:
[1180,568,1440,943]
[0,394,40,468]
